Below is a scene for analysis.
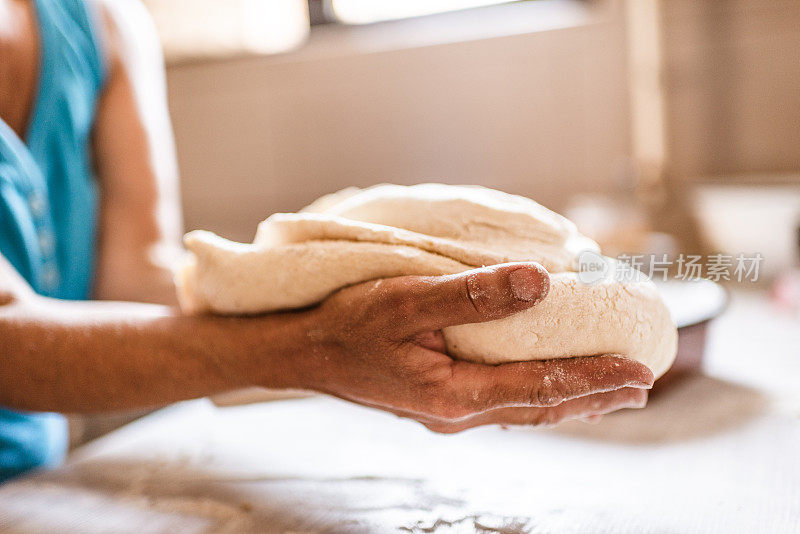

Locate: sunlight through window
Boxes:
[331,0,515,25]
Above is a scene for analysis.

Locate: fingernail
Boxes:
[626,390,649,409]
[509,266,549,302]
[628,380,654,389]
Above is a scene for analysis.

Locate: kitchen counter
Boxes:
[1,289,798,533]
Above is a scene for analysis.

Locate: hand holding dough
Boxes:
[177,184,677,378]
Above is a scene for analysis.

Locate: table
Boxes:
[1,290,798,533]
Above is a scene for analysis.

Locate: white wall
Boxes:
[166,5,631,242]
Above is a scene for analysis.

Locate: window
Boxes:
[143,0,309,63]
[312,0,520,25]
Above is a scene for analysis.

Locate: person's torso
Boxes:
[0,0,105,482]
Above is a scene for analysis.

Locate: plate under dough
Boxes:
[177,184,677,378]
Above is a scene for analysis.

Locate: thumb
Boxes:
[382,262,550,335]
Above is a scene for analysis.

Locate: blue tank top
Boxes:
[0,0,105,481]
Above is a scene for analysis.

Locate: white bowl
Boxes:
[692,178,800,280]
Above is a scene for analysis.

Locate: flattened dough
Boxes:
[177,184,677,378]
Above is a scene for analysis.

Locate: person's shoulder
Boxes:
[86,0,163,74]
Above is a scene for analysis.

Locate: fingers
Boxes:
[424,388,648,434]
[432,354,654,419]
[479,387,648,426]
[412,330,447,352]
[377,262,550,335]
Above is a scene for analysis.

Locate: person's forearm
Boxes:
[93,244,183,306]
[0,295,303,413]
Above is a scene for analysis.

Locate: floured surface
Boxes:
[0,291,797,534]
[177,184,677,377]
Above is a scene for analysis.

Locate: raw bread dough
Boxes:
[177,184,677,378]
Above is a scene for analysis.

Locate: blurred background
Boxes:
[140,0,799,289]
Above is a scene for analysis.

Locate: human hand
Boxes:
[290,262,654,433]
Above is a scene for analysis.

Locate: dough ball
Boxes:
[177,184,677,378]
